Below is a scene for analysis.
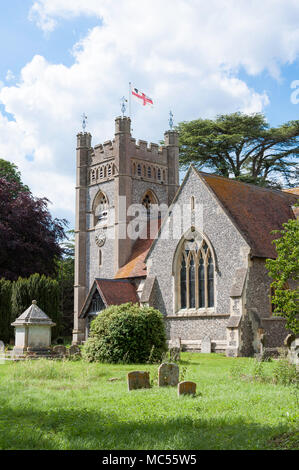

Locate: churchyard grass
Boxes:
[0,353,298,450]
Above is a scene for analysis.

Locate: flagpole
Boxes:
[129,82,132,119]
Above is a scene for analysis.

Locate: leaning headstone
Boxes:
[127,371,150,391]
[68,345,81,357]
[52,345,67,357]
[201,336,211,353]
[158,363,179,387]
[178,381,196,396]
[169,337,181,361]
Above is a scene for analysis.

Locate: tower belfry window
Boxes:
[93,191,109,226]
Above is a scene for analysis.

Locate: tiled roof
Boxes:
[79,279,139,318]
[95,279,139,305]
[197,170,298,258]
[115,218,162,279]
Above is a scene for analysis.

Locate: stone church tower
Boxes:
[73,116,179,343]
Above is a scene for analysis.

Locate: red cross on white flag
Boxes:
[131,86,154,107]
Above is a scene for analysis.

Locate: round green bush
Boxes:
[82,303,167,363]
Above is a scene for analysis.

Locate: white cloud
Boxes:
[0,0,298,224]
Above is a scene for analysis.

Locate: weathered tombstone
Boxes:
[11,300,56,356]
[178,381,196,396]
[52,345,67,357]
[127,371,150,391]
[169,337,181,361]
[158,363,179,387]
[201,336,211,353]
[68,345,81,357]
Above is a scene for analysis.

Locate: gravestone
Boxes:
[52,345,67,356]
[169,337,181,361]
[201,336,211,353]
[68,345,81,357]
[127,371,150,391]
[158,363,179,387]
[178,381,196,396]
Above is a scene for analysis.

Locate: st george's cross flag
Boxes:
[131,86,154,107]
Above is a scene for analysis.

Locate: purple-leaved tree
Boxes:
[0,177,67,281]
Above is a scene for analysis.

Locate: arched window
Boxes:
[147,167,152,179]
[176,234,215,311]
[141,190,159,216]
[93,191,108,226]
[137,164,142,176]
[157,168,161,180]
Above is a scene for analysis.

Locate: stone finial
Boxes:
[32,300,37,305]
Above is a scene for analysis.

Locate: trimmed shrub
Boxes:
[0,278,12,343]
[82,303,167,364]
[11,273,62,338]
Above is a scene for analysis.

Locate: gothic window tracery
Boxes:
[177,236,215,311]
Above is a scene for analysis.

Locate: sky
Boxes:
[0,0,298,229]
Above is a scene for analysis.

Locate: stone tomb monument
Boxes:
[158,363,179,387]
[127,371,150,391]
[201,336,211,353]
[11,300,56,356]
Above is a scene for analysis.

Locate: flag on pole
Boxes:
[131,86,154,107]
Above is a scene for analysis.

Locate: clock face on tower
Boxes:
[95,229,106,247]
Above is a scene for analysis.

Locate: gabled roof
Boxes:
[79,279,139,318]
[144,166,298,262]
[196,170,298,259]
[12,300,55,326]
[115,218,162,279]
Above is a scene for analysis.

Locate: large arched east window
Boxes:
[177,235,215,311]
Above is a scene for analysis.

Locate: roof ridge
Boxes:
[193,168,298,199]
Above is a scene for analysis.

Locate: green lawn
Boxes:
[0,353,298,450]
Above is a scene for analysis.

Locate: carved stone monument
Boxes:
[11,300,55,356]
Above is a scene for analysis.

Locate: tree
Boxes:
[0,278,12,343]
[0,159,29,192]
[56,230,75,337]
[177,113,299,188]
[0,177,67,281]
[11,273,61,339]
[266,218,299,334]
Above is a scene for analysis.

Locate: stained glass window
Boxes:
[208,256,214,307]
[178,234,215,311]
[198,257,205,308]
[180,256,187,309]
[189,255,196,308]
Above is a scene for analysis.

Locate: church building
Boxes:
[72,116,298,356]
